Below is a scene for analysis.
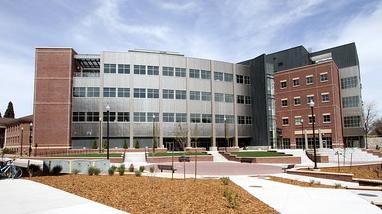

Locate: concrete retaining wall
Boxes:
[367,137,382,150]
[43,159,110,174]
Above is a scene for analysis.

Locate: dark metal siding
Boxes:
[310,43,359,69]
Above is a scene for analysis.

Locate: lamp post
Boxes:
[20,127,24,156]
[301,119,304,149]
[152,115,155,154]
[309,100,318,169]
[106,104,110,160]
[29,123,33,157]
[224,117,227,152]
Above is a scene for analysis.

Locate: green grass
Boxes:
[148,152,210,157]
[47,153,122,158]
[229,151,291,157]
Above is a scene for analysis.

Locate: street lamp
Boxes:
[152,115,155,154]
[309,100,318,169]
[29,123,33,157]
[20,127,24,156]
[224,117,227,152]
[301,119,304,149]
[106,104,110,160]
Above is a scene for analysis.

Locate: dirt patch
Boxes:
[318,166,382,180]
[266,176,345,189]
[24,174,278,214]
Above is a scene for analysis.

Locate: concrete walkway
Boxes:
[207,151,229,162]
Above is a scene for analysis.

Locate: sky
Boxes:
[0,0,381,118]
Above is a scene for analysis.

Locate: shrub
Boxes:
[92,140,98,149]
[223,187,239,209]
[135,170,142,177]
[94,167,101,175]
[135,139,140,149]
[139,166,145,172]
[129,164,134,172]
[51,165,62,175]
[150,166,155,173]
[72,169,80,175]
[108,167,115,176]
[29,164,40,173]
[221,177,230,185]
[88,166,95,176]
[334,183,342,188]
[118,164,125,175]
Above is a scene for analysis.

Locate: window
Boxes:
[236,75,244,84]
[87,87,100,97]
[237,95,245,104]
[224,73,233,82]
[175,68,186,77]
[104,64,116,73]
[344,116,361,127]
[296,138,305,149]
[73,87,86,97]
[294,97,301,106]
[103,112,116,122]
[245,116,252,124]
[309,115,315,124]
[118,88,130,97]
[280,80,286,89]
[104,87,116,97]
[282,138,291,149]
[321,93,329,102]
[189,69,200,78]
[307,96,314,104]
[163,113,174,122]
[134,65,146,75]
[176,113,187,122]
[282,118,289,126]
[214,72,223,81]
[295,117,302,125]
[320,73,328,82]
[73,112,85,122]
[342,96,359,108]
[87,112,99,122]
[202,92,212,101]
[202,114,212,123]
[147,66,159,75]
[244,76,251,85]
[238,116,245,124]
[162,89,174,99]
[176,90,186,100]
[201,70,211,79]
[341,76,358,89]
[278,62,283,67]
[134,88,146,98]
[225,94,234,103]
[117,112,130,122]
[215,115,225,123]
[118,64,130,74]
[293,78,300,87]
[190,113,201,123]
[245,96,251,105]
[215,93,224,102]
[147,112,159,122]
[134,112,146,122]
[147,89,159,98]
[226,115,234,124]
[306,75,313,84]
[323,114,331,123]
[190,91,200,100]
[281,99,288,107]
[163,67,174,76]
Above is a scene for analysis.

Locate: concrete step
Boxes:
[124,152,146,162]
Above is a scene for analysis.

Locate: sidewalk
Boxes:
[0,179,127,214]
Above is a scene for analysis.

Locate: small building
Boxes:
[0,115,33,155]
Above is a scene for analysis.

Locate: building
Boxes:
[26,42,363,154]
[0,115,33,155]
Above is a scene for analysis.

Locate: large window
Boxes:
[237,95,245,104]
[236,75,243,84]
[176,90,186,100]
[190,113,201,123]
[190,91,200,100]
[118,64,130,74]
[134,65,146,75]
[214,72,223,81]
[344,116,361,127]
[224,73,233,82]
[244,76,251,85]
[189,69,200,78]
[201,70,211,79]
[238,116,245,124]
[176,113,187,122]
[342,96,359,108]
[282,138,291,149]
[225,94,234,103]
[103,112,116,122]
[104,64,116,73]
[202,92,211,101]
[246,116,252,124]
[245,96,251,105]
[296,138,305,149]
[87,87,100,97]
[215,93,224,102]
[341,76,358,89]
[87,112,99,122]
[73,87,86,97]
[163,89,174,99]
[104,87,116,97]
[202,114,212,123]
[117,112,130,122]
[163,67,174,76]
[118,88,130,97]
[215,115,225,123]
[73,112,85,122]
[147,66,159,75]
[163,113,174,122]
[175,68,186,77]
[147,112,159,122]
[134,88,146,98]
[147,89,159,98]
[226,115,234,124]
[134,112,146,122]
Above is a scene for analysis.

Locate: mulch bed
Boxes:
[24,174,278,214]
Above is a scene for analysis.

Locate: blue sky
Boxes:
[1,0,381,118]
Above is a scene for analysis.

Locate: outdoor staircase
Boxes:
[277,149,313,164]
[318,148,382,163]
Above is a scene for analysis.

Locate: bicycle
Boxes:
[0,159,23,179]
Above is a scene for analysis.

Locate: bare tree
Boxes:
[364,101,378,149]
[175,123,189,181]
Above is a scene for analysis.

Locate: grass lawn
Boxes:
[47,153,122,158]
[148,152,210,157]
[230,151,291,157]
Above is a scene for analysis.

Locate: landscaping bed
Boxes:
[24,174,278,213]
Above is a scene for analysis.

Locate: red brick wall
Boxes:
[288,170,354,182]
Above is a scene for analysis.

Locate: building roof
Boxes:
[0,115,33,127]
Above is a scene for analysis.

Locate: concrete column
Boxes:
[319,129,323,148]
[304,129,308,149]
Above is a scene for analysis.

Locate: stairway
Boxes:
[318,148,382,163]
[123,152,146,162]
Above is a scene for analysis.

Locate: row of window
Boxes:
[73,87,251,104]
[280,73,328,89]
[281,93,329,107]
[282,114,331,126]
[73,112,252,124]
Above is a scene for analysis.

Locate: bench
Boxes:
[157,165,177,173]
[282,164,295,172]
[241,158,253,163]
[179,156,190,162]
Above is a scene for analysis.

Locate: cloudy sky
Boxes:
[0,0,381,118]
